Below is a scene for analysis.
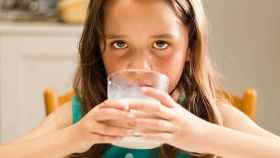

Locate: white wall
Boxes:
[204,1,280,134]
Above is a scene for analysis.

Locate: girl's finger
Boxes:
[93,108,135,123]
[129,101,175,120]
[89,133,123,144]
[141,87,175,108]
[105,119,136,129]
[141,132,173,143]
[98,100,129,111]
[135,118,177,133]
[94,122,134,137]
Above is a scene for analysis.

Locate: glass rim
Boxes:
[107,69,169,83]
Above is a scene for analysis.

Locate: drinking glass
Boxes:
[107,69,169,149]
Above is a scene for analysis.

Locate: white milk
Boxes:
[112,98,163,149]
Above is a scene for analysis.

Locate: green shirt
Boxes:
[72,96,190,158]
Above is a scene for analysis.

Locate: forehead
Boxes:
[103,0,188,36]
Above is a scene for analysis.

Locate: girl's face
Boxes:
[101,0,190,93]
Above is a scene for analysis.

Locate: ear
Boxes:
[185,48,191,62]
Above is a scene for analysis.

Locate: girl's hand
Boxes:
[129,87,211,153]
[69,100,136,153]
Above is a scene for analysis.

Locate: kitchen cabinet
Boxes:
[0,22,82,143]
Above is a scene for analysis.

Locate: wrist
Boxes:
[200,123,220,154]
[179,119,218,154]
[61,126,82,153]
[200,123,236,156]
[46,126,82,157]
[65,124,96,154]
[194,121,219,155]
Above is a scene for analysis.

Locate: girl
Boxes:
[1,0,280,158]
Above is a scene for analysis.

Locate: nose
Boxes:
[127,49,152,71]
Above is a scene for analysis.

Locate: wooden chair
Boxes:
[43,88,75,115]
[43,88,257,120]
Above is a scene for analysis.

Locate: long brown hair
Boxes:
[72,0,223,158]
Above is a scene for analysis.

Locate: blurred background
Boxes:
[0,0,279,143]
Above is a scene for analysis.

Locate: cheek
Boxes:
[102,52,126,75]
[155,53,186,93]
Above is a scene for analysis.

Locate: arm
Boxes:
[203,104,280,158]
[0,126,78,158]
[0,103,74,158]
[219,103,280,141]
[9,103,72,144]
[204,123,280,158]
[0,100,135,158]
[130,87,280,158]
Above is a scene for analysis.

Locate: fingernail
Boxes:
[133,132,142,137]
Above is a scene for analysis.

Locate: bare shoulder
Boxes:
[217,103,279,140]
[10,102,73,143]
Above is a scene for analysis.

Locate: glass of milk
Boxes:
[107,69,169,149]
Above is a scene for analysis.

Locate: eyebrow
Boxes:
[150,33,175,39]
[106,34,126,39]
[105,33,175,39]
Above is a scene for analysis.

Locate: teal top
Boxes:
[72,96,191,158]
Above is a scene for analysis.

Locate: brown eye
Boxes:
[111,40,128,49]
[153,40,169,50]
